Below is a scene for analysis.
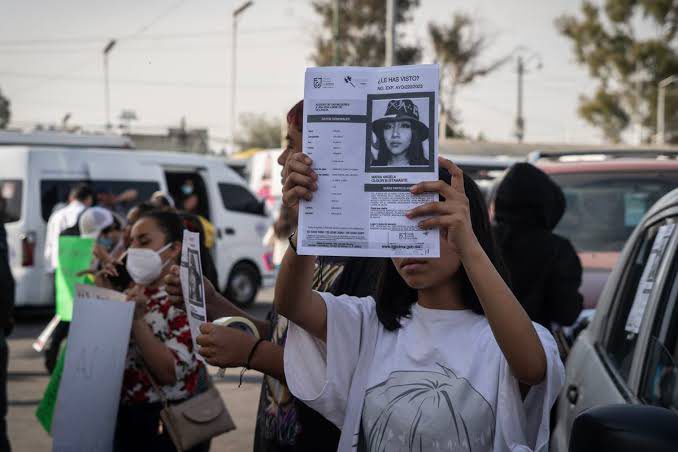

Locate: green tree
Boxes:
[0,87,10,129]
[235,113,282,150]
[557,1,678,143]
[311,0,422,66]
[429,13,508,138]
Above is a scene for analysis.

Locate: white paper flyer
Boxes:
[298,64,440,258]
[180,230,207,362]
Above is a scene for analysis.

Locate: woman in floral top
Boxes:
[111,210,206,452]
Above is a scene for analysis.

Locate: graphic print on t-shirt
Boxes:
[359,364,495,451]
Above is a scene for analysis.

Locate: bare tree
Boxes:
[429,14,508,137]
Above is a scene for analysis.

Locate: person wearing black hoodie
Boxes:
[493,162,583,329]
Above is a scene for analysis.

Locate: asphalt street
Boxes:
[6,287,275,452]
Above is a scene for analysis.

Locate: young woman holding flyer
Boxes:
[277,154,565,451]
[114,210,207,452]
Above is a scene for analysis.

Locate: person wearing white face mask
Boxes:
[115,210,208,452]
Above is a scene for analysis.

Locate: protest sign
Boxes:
[55,236,95,321]
[51,296,134,452]
[35,342,67,434]
[298,64,440,258]
[180,230,207,362]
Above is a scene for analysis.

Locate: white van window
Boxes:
[1,179,22,223]
[218,183,265,216]
[40,180,159,221]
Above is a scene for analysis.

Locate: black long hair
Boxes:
[138,210,185,246]
[373,120,429,166]
[374,169,510,331]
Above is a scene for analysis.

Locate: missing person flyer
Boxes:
[298,64,440,258]
[180,230,207,362]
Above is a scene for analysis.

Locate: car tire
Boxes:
[225,263,259,307]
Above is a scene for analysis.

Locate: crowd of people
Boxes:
[0,97,584,452]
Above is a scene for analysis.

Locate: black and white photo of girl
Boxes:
[368,97,432,171]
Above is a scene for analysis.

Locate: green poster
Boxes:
[35,342,67,434]
[55,236,94,321]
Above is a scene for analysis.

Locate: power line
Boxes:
[0,70,298,89]
[0,27,300,47]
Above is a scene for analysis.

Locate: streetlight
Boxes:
[103,39,116,131]
[231,1,254,149]
[657,75,677,145]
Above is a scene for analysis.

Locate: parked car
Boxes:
[551,187,678,451]
[0,131,274,308]
[532,150,678,309]
[441,154,520,200]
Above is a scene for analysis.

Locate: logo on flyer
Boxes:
[344,75,356,87]
[313,77,322,88]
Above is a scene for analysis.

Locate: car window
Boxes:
[604,222,666,382]
[640,223,678,409]
[41,179,159,221]
[218,183,265,216]
[1,179,22,223]
[551,172,677,253]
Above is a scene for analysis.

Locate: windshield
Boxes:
[551,172,678,253]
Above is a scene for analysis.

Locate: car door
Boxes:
[206,165,271,305]
[552,217,678,451]
[637,221,678,411]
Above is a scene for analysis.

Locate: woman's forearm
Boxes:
[133,319,178,386]
[461,241,547,385]
[274,239,326,340]
[249,341,286,382]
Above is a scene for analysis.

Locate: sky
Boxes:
[0,0,606,149]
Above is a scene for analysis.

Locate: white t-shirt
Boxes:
[284,292,565,452]
[43,201,86,272]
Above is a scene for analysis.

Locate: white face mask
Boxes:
[126,243,173,285]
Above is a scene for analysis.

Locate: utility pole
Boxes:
[333,0,340,65]
[513,49,541,143]
[103,39,116,131]
[385,0,396,66]
[231,1,254,150]
[657,75,677,145]
[514,56,524,142]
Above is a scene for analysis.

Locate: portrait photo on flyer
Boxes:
[365,93,435,173]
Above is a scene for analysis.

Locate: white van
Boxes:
[0,131,273,308]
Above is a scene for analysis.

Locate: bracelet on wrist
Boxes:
[288,231,297,253]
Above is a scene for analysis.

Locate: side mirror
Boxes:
[569,404,678,452]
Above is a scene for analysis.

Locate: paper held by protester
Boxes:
[180,230,207,363]
[55,236,95,321]
[51,296,134,452]
[298,64,440,258]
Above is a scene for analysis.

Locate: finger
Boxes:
[283,172,317,192]
[417,214,465,231]
[406,201,450,219]
[285,159,316,180]
[199,323,214,334]
[198,346,214,358]
[410,180,455,199]
[196,334,212,347]
[417,216,446,230]
[170,265,180,276]
[438,157,465,194]
[283,186,313,207]
[288,152,313,167]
